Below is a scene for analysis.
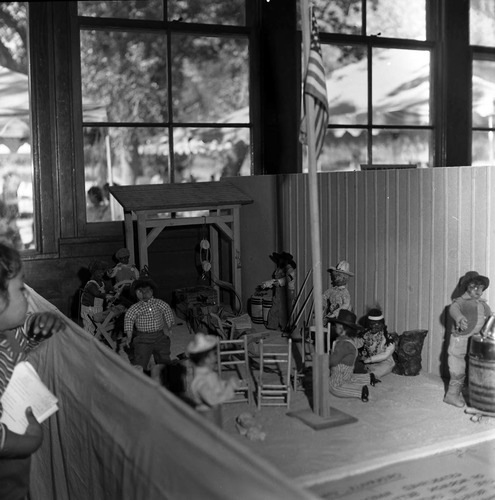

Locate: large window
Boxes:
[471,1,495,166]
[77,0,250,223]
[0,3,34,249]
[302,0,433,172]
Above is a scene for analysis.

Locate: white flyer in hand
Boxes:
[0,360,59,434]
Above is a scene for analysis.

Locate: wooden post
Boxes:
[301,0,330,418]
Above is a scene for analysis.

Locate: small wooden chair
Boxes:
[217,336,253,405]
[88,305,126,351]
[257,338,292,409]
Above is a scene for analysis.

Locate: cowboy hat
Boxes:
[327,309,363,330]
[186,332,218,355]
[269,251,297,269]
[459,271,489,291]
[328,260,354,276]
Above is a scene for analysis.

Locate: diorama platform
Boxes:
[169,316,495,498]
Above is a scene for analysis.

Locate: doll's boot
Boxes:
[443,377,465,408]
[370,373,381,387]
[361,385,369,402]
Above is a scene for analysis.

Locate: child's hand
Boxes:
[457,317,468,331]
[30,312,65,340]
[0,407,43,458]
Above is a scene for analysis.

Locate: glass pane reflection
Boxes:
[0,3,34,250]
[173,126,250,182]
[371,129,431,168]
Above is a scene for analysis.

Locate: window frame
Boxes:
[72,1,256,236]
[309,1,438,170]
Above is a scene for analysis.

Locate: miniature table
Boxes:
[108,181,252,301]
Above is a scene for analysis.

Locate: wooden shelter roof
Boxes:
[108,180,253,212]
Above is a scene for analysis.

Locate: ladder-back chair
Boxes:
[257,338,292,409]
[217,336,253,405]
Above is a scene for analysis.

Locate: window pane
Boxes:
[470,0,495,46]
[372,49,430,127]
[173,126,250,182]
[84,126,170,222]
[311,129,368,172]
[78,1,164,21]
[473,59,495,128]
[81,30,168,123]
[473,131,495,165]
[171,35,249,123]
[371,129,431,168]
[367,0,426,39]
[324,45,367,126]
[0,3,34,250]
[311,1,362,35]
[168,0,246,26]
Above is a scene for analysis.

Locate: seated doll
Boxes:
[185,333,238,427]
[80,259,113,334]
[358,308,396,378]
[328,310,379,402]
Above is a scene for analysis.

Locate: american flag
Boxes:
[300,9,329,159]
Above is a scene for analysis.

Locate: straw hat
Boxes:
[327,310,362,330]
[328,260,354,276]
[186,332,218,355]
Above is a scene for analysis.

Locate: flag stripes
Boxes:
[300,9,329,159]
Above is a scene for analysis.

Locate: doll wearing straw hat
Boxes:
[186,333,239,427]
[322,260,354,326]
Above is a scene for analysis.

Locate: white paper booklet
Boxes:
[0,360,59,434]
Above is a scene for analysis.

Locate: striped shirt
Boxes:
[0,315,40,417]
[124,298,175,335]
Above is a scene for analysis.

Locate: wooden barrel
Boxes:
[262,297,273,325]
[250,295,264,324]
[468,334,495,412]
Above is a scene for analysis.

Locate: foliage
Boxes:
[0,2,27,74]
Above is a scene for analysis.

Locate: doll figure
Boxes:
[261,251,296,331]
[185,333,238,427]
[445,271,491,407]
[322,260,353,326]
[108,247,139,284]
[328,310,379,402]
[359,308,396,378]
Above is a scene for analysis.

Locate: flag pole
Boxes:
[300,0,329,418]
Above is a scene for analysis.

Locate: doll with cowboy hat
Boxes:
[322,260,354,327]
[445,270,491,407]
[185,332,239,427]
[261,251,297,331]
[328,310,379,402]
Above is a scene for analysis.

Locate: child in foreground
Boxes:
[186,332,238,427]
[0,242,65,500]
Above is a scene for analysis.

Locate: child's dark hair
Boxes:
[0,242,22,307]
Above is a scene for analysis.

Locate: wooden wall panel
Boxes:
[275,166,495,377]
